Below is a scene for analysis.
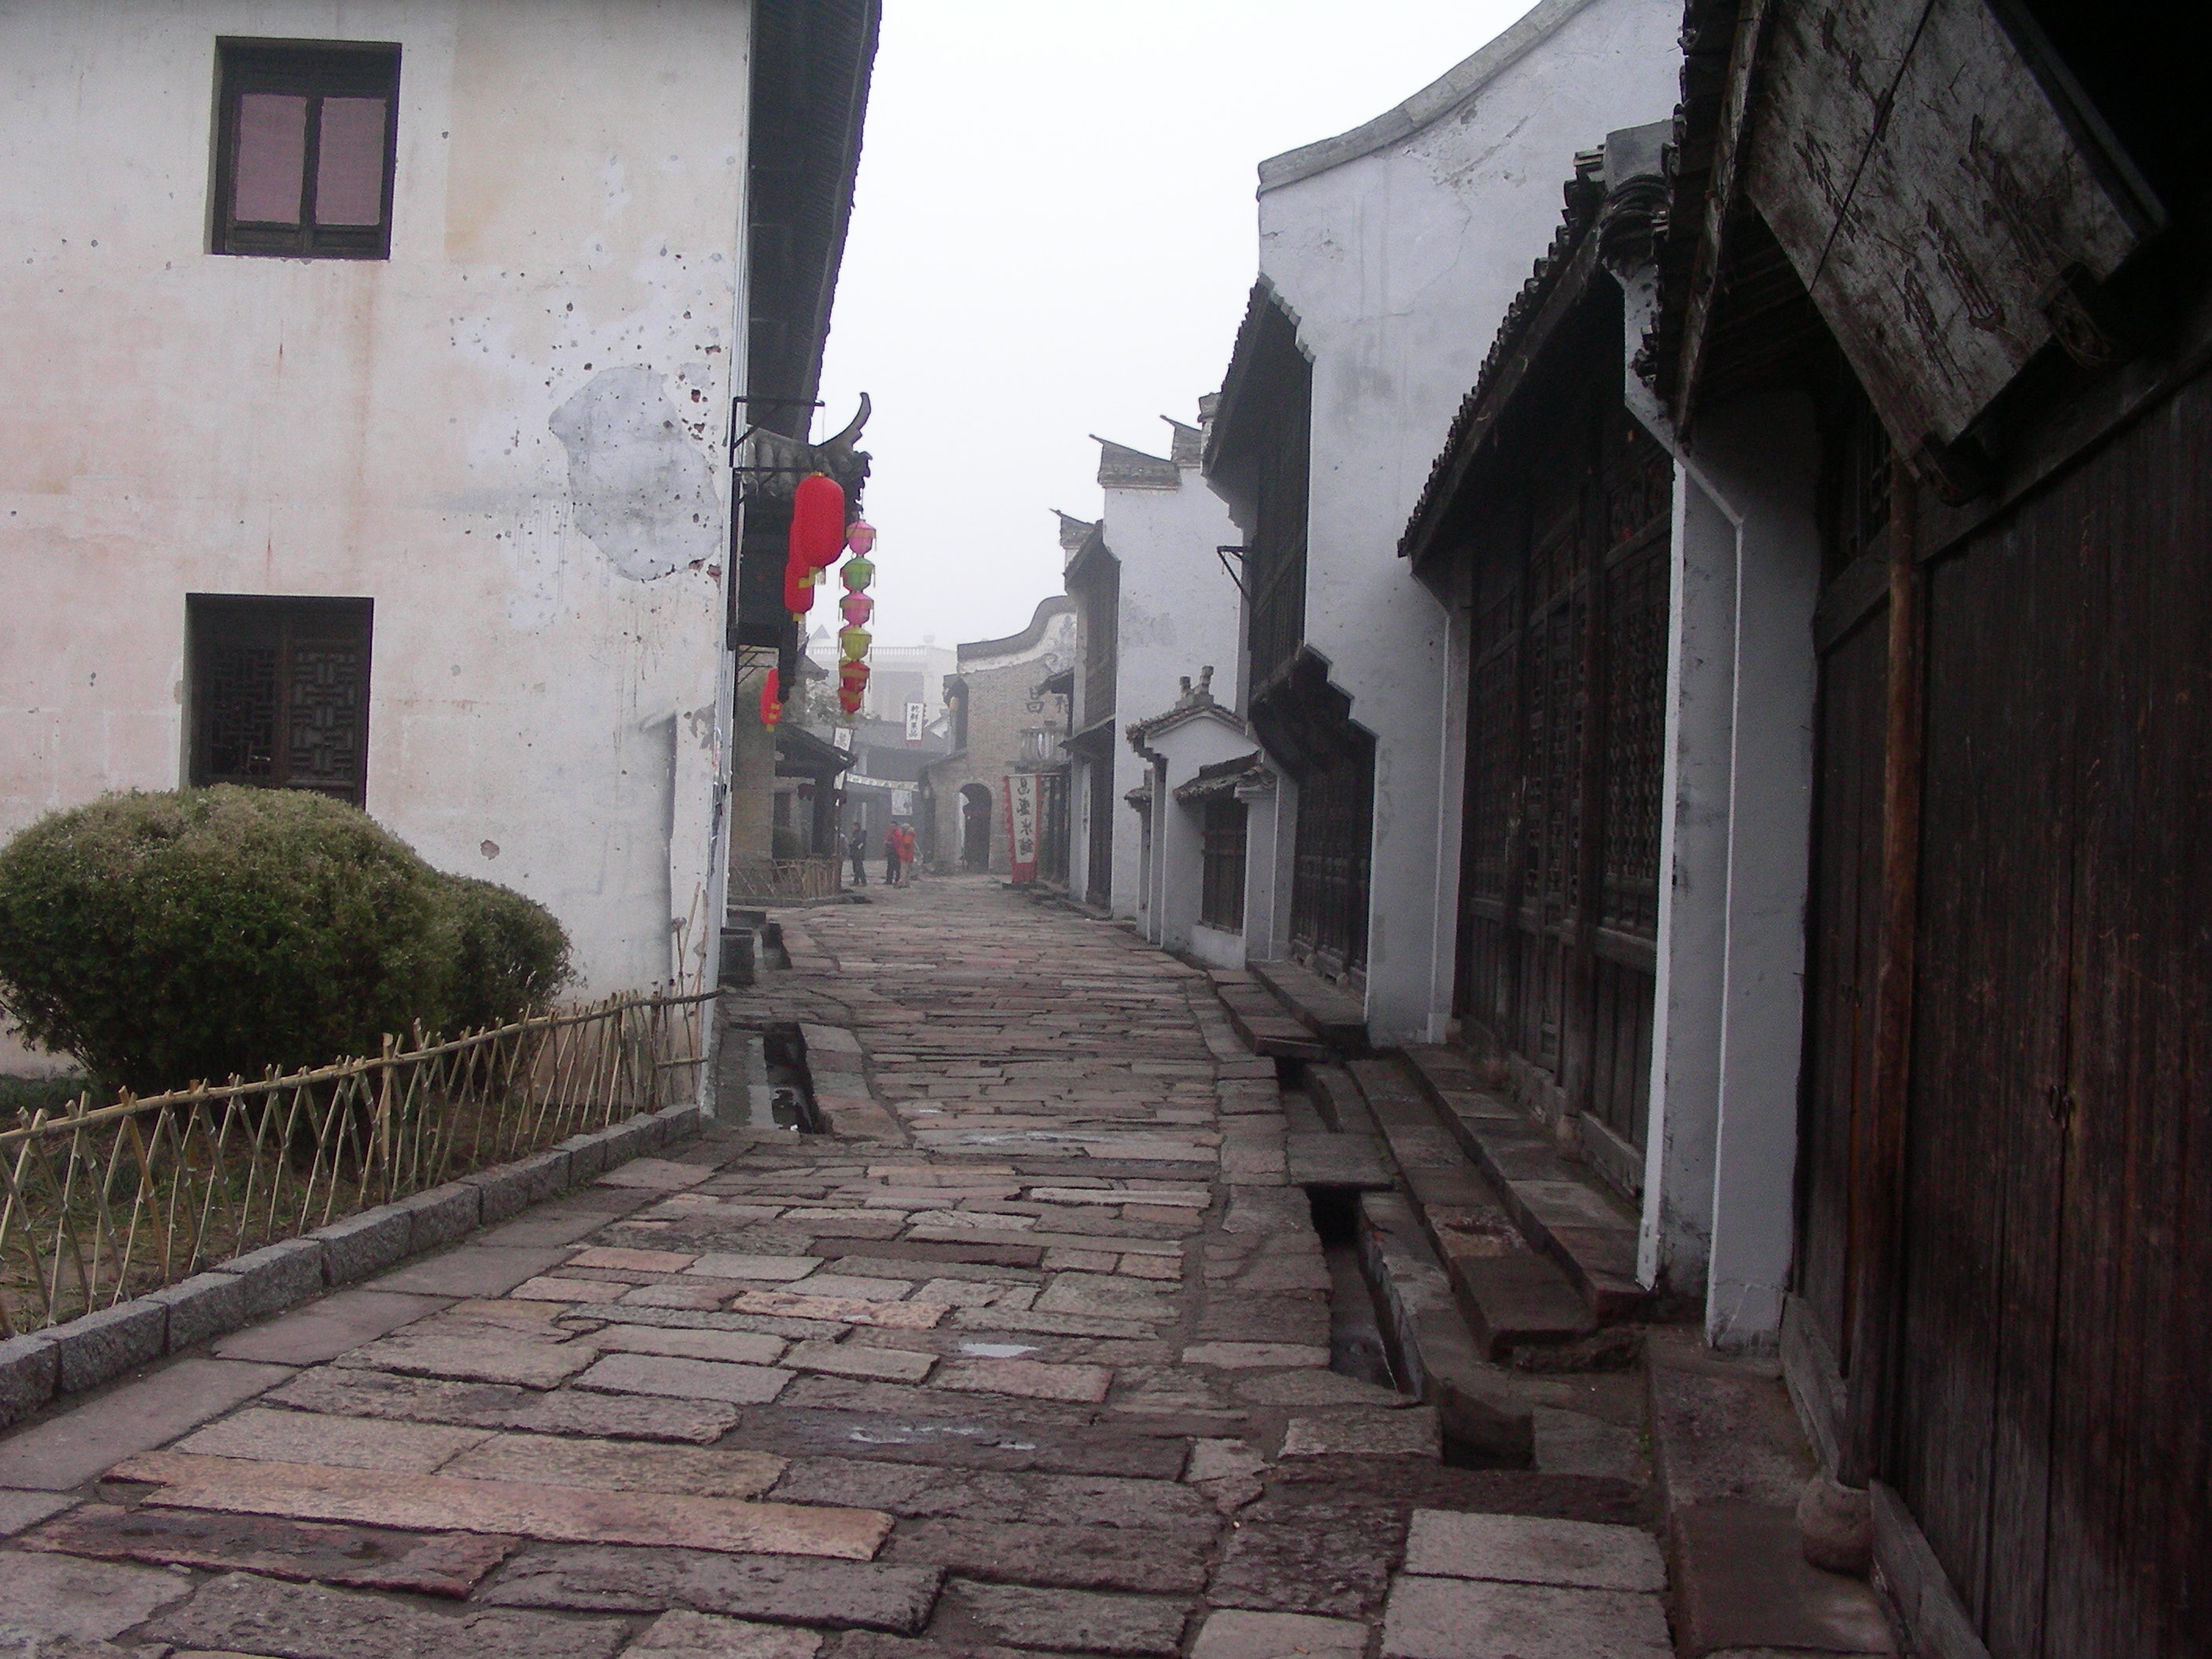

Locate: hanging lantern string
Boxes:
[836,521,876,720]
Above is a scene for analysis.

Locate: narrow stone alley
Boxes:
[1,878,1676,1659]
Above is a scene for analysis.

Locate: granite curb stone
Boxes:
[467,1148,573,1223]
[147,1271,251,1353]
[215,1237,330,1318]
[313,1205,414,1285]
[49,1299,166,1392]
[0,1331,59,1427]
[395,1182,483,1254]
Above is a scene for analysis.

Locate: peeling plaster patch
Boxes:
[548,368,720,580]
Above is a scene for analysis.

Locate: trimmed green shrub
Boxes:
[444,873,573,1035]
[0,787,570,1095]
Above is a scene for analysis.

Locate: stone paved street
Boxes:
[0,878,1667,1658]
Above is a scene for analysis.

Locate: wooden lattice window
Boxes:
[1199,797,1247,932]
[213,40,401,260]
[1290,745,1373,975]
[189,596,373,806]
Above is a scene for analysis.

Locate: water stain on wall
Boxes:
[548,367,720,580]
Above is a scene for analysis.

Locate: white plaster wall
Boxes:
[1101,460,1243,918]
[1638,396,1822,1354]
[0,1,749,999]
[1137,714,1258,955]
[1254,0,1679,1041]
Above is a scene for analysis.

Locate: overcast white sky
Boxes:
[813,0,1533,650]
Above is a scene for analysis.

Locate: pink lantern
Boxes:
[840,593,874,627]
[845,521,877,555]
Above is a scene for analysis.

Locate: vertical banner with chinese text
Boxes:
[1003,774,1038,882]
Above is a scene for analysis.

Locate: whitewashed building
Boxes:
[1060,409,1244,921]
[1205,0,1680,1042]
[0,1,875,1039]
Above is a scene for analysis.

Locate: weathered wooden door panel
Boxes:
[1895,365,2212,1659]
[1798,600,1887,1365]
[2035,375,2212,1659]
[1900,495,2080,1653]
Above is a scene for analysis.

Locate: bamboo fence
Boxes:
[0,992,710,1335]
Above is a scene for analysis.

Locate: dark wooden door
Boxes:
[1888,365,2212,1659]
[1084,758,1114,907]
[1455,403,1668,1178]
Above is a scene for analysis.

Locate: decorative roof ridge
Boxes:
[1258,0,1602,192]
[1093,434,1181,491]
[955,594,1075,663]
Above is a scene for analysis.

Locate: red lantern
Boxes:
[838,686,865,716]
[758,668,782,728]
[789,474,847,570]
[783,557,815,617]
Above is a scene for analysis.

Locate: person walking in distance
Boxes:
[896,821,919,884]
[848,822,868,887]
[883,823,903,888]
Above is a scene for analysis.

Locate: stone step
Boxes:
[1644,1329,1898,1658]
[1214,983,1331,1062]
[1248,958,1369,1054]
[1399,1046,1648,1321]
[1355,1190,1533,1468]
[1343,1060,1595,1361]
[1285,1131,1395,1191]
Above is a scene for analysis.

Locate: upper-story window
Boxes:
[212,40,401,259]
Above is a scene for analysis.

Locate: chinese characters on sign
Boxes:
[904,701,925,744]
[1003,774,1038,883]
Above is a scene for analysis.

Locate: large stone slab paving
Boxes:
[717,1410,1188,1478]
[141,1570,633,1659]
[1379,1576,1672,1659]
[17,1502,517,1597]
[264,1365,743,1445]
[943,1581,1191,1657]
[439,1433,786,1498]
[173,1408,491,1471]
[1402,1509,1664,1592]
[883,1519,1212,1594]
[0,1551,196,1641]
[212,1289,453,1366]
[574,1352,793,1405]
[0,1489,79,1536]
[372,1246,573,1298]
[112,1451,892,1558]
[930,1359,1111,1404]
[1204,1496,1404,1619]
[767,1459,1217,1534]
[1188,1609,1369,1659]
[588,1324,789,1365]
[479,1544,945,1633]
[344,1327,596,1388]
[0,1359,296,1491]
[632,1609,824,1658]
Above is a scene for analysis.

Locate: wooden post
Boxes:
[1841,453,1923,1489]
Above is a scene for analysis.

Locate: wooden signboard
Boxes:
[1745,0,2161,462]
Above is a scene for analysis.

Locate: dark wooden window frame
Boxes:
[187,595,375,807]
[1199,797,1248,933]
[211,38,401,260]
